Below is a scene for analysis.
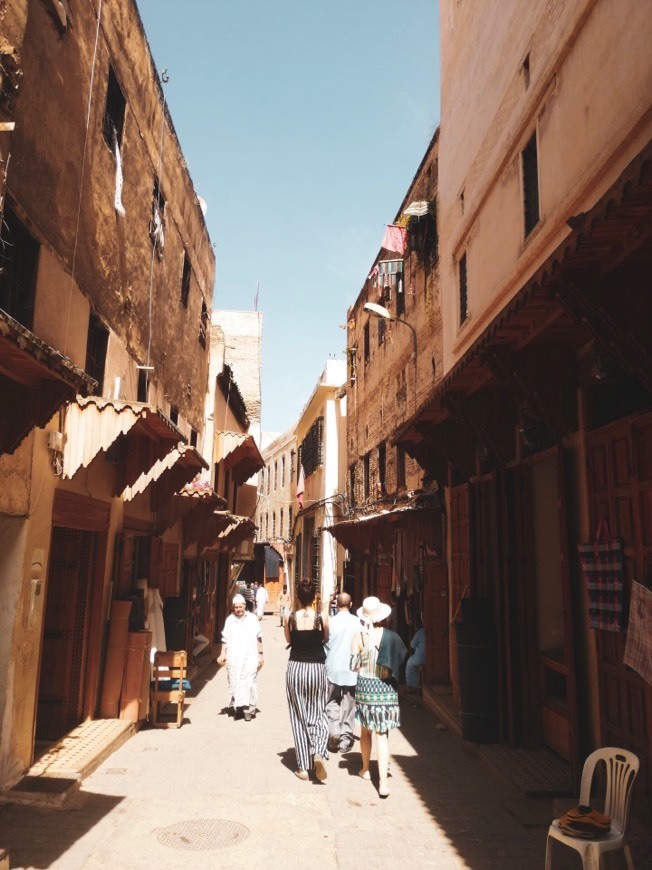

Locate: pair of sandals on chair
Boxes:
[557,805,611,839]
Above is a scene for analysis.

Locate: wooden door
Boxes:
[159,543,179,597]
[423,561,449,683]
[450,484,472,704]
[37,529,96,740]
[587,412,652,809]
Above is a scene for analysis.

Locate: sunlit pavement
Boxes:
[0,616,597,868]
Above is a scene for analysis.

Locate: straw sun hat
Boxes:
[357,596,392,624]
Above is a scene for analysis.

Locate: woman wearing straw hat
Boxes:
[351,596,407,797]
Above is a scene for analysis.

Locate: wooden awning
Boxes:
[214,430,265,484]
[0,309,96,454]
[123,444,208,503]
[394,139,652,468]
[62,397,184,491]
[155,482,227,536]
[326,503,435,554]
[218,514,257,550]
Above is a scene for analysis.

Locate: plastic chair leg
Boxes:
[624,844,635,870]
[544,836,552,870]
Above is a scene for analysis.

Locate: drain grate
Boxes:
[157,819,249,851]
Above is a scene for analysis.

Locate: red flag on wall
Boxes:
[296,465,305,508]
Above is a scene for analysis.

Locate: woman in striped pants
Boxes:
[284,580,330,781]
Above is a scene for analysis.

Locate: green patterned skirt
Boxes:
[355,676,400,733]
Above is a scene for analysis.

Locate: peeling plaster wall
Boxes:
[8,0,214,430]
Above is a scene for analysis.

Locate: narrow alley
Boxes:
[0,612,569,870]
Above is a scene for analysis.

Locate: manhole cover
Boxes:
[157,819,249,851]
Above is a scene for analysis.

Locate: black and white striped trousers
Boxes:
[286,660,329,772]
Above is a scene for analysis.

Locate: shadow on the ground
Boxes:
[383,700,647,870]
[0,793,124,869]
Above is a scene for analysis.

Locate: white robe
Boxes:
[221,612,261,708]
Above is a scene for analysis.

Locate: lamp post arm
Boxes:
[394,317,417,359]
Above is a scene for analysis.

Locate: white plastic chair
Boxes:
[545,747,639,870]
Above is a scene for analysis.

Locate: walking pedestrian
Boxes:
[243,582,255,613]
[277,584,291,627]
[351,596,407,798]
[325,592,360,754]
[405,625,426,691]
[255,582,269,619]
[284,579,330,782]
[217,593,263,721]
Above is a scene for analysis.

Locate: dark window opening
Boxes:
[290,450,296,482]
[523,132,540,236]
[378,442,386,495]
[137,369,148,403]
[281,455,286,487]
[181,251,191,308]
[85,315,109,394]
[523,53,531,89]
[0,206,39,329]
[349,464,356,508]
[150,177,165,258]
[459,253,468,325]
[378,317,386,346]
[103,66,126,148]
[396,281,405,317]
[190,428,198,448]
[280,509,284,538]
[199,300,208,348]
[363,453,370,501]
[169,405,179,425]
[288,506,293,535]
[272,513,276,538]
[396,444,406,490]
[363,322,370,364]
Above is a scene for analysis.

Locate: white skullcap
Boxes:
[233,593,246,605]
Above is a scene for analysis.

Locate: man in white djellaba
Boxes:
[217,594,264,721]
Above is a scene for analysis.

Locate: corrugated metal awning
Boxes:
[0,309,96,454]
[218,514,257,550]
[214,430,265,484]
[122,444,208,502]
[62,397,184,480]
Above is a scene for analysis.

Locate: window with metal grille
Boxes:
[522,132,540,236]
[378,317,386,346]
[266,465,270,494]
[294,533,302,583]
[103,66,126,148]
[289,506,293,535]
[0,206,38,328]
[181,251,191,308]
[85,314,108,394]
[349,464,356,508]
[280,508,284,538]
[290,450,295,483]
[281,455,286,487]
[274,460,278,490]
[312,529,321,585]
[397,444,406,489]
[272,513,276,538]
[300,417,323,477]
[363,452,370,500]
[363,322,370,364]
[265,512,269,538]
[459,252,468,325]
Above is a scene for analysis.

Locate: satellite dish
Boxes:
[198,196,208,216]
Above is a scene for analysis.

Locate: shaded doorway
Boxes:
[36,528,98,741]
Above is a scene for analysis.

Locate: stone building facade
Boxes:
[0,0,220,787]
[328,131,447,670]
[397,0,652,810]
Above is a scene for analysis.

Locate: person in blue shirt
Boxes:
[406,626,426,691]
[325,593,360,754]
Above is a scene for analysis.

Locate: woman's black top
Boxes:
[288,611,326,663]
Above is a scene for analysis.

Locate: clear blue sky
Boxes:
[136,0,440,434]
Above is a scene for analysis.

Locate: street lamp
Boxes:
[363,302,417,360]
[363,302,418,415]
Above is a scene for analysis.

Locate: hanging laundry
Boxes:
[381,224,407,255]
[113,128,126,217]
